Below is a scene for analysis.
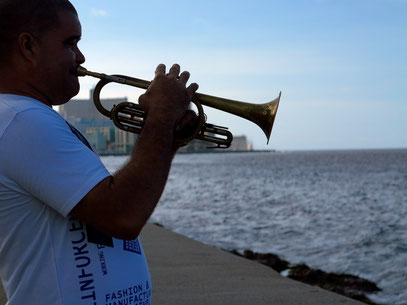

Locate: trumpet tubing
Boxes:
[77,66,281,148]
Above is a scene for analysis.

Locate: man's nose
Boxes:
[76,48,85,64]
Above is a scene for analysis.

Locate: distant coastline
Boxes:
[98,149,277,156]
[177,149,277,154]
[98,147,407,156]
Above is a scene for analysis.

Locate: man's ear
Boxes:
[17,32,40,65]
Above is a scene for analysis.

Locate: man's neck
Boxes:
[0,70,53,108]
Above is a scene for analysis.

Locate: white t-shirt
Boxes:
[0,94,152,305]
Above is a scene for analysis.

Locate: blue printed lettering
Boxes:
[69,218,98,304]
[71,231,86,244]
[69,217,84,232]
[81,290,96,301]
[105,285,151,305]
[98,250,108,275]
[80,278,95,291]
[78,268,93,279]
[75,255,91,268]
[73,243,89,256]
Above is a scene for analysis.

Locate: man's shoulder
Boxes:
[0,94,50,114]
[0,94,62,138]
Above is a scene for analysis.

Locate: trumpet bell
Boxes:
[192,91,281,144]
[252,93,281,144]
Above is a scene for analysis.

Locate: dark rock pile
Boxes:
[229,250,381,305]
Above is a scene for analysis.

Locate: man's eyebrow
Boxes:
[65,35,82,42]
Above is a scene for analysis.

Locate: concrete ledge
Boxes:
[0,223,366,305]
[141,223,365,305]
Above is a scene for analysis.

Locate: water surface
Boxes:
[102,149,407,305]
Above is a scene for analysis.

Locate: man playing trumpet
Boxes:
[0,0,198,304]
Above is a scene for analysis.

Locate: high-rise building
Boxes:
[228,135,252,151]
[59,89,128,121]
[59,90,137,154]
[178,135,252,153]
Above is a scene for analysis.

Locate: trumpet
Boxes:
[77,66,281,148]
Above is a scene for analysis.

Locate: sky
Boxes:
[69,0,406,151]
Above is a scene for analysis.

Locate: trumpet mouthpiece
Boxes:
[76,66,88,77]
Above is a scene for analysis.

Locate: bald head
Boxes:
[0,0,77,68]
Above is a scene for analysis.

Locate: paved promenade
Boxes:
[0,223,366,304]
[142,223,365,305]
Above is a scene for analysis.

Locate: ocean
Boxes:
[101,149,407,305]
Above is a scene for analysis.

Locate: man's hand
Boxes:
[138,63,199,129]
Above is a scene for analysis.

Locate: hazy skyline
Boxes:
[69,0,406,150]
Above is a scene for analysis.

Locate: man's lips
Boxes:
[70,66,80,76]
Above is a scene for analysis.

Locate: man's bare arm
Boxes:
[69,64,198,240]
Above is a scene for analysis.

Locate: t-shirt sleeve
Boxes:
[0,107,111,217]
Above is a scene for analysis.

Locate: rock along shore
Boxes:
[229,249,382,305]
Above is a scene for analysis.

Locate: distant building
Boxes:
[59,89,128,121]
[60,90,137,154]
[179,135,252,153]
[228,135,252,151]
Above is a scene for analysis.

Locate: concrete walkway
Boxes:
[0,223,366,305]
[142,223,365,305]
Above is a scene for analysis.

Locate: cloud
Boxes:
[91,8,108,17]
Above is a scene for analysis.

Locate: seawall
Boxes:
[142,223,366,305]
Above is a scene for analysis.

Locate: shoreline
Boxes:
[98,147,407,156]
[228,249,382,305]
[99,149,276,156]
